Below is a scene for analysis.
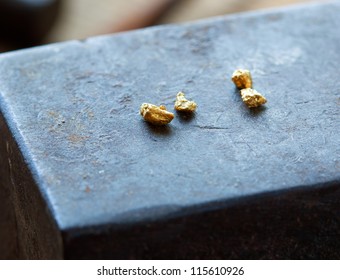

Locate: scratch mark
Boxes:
[193,125,231,130]
[214,112,224,126]
[295,99,315,105]
[240,136,258,157]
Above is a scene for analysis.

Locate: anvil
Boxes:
[0,2,339,259]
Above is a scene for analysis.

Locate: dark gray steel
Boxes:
[0,2,339,259]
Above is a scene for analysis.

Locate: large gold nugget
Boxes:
[174,92,197,113]
[140,103,174,125]
[231,69,252,89]
[240,88,267,108]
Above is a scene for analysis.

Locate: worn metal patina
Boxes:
[0,2,339,259]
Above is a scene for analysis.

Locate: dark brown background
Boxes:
[48,0,310,42]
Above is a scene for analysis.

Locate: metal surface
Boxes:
[0,1,339,259]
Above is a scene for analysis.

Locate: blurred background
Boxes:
[0,0,312,53]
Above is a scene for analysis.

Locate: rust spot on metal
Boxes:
[67,134,89,143]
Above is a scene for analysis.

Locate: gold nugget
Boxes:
[140,103,174,125]
[174,92,197,113]
[231,69,252,89]
[240,88,267,108]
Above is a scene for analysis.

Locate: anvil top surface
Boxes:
[0,2,339,230]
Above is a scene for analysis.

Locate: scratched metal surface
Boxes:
[0,2,339,231]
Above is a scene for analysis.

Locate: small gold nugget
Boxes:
[140,103,174,125]
[231,69,252,89]
[240,88,267,108]
[174,92,197,113]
